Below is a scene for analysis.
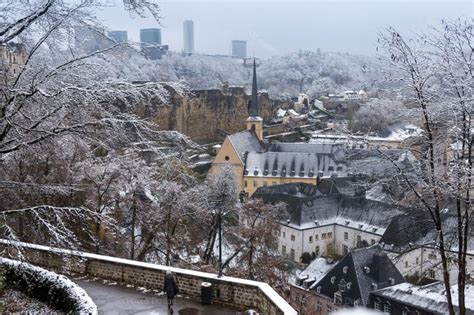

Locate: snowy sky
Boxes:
[96,0,472,58]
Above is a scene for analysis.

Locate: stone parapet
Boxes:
[0,240,296,315]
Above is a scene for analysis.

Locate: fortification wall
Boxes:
[137,87,290,143]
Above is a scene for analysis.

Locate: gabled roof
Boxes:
[227,130,262,163]
[314,245,405,306]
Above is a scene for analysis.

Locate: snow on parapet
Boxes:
[0,257,97,314]
[0,239,297,315]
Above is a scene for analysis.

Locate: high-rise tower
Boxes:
[183,20,194,55]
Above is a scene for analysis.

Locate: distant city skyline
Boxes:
[97,0,472,58]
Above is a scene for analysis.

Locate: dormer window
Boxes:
[331,276,336,284]
[328,166,334,172]
[253,169,259,176]
[343,266,348,274]
[316,286,321,293]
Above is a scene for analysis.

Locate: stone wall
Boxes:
[0,240,296,315]
[138,86,290,144]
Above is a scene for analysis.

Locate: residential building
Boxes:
[369,281,474,314]
[290,245,405,313]
[108,30,128,43]
[253,182,407,261]
[290,258,337,315]
[183,20,194,55]
[232,40,246,58]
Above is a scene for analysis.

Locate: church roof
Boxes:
[227,130,262,163]
[244,151,347,179]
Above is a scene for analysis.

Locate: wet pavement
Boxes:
[73,278,242,315]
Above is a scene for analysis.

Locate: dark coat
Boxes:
[163,274,179,298]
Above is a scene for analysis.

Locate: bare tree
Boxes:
[379,18,472,314]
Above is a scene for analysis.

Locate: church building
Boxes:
[210,60,347,195]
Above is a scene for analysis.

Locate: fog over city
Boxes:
[97,0,472,57]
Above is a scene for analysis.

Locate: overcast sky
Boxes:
[96,0,472,58]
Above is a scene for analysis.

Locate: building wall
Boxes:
[243,176,317,195]
[388,247,474,285]
[334,225,381,256]
[289,285,339,315]
[208,137,244,189]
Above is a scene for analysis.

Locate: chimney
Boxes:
[372,251,387,282]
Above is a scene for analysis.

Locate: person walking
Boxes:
[163,270,179,311]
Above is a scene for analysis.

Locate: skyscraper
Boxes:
[231,40,246,58]
[183,20,194,55]
[140,28,163,60]
[108,31,128,43]
[140,28,161,46]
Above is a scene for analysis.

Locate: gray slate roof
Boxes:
[227,130,262,162]
[244,151,347,178]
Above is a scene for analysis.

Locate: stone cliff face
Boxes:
[140,86,287,143]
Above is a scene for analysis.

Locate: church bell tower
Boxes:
[247,59,263,140]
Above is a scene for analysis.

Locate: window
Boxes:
[384,302,391,314]
[402,308,409,315]
[428,269,436,278]
[263,181,268,187]
[371,239,376,245]
[253,180,257,188]
[416,257,420,264]
[344,232,349,241]
[327,232,333,238]
[244,181,248,188]
[334,292,342,305]
[357,235,362,243]
[315,234,319,241]
[405,261,409,268]
[331,276,336,284]
[374,299,382,311]
[290,249,295,260]
[291,235,295,241]
[283,232,286,238]
[315,246,320,256]
[309,236,313,243]
[272,182,277,185]
[282,245,286,255]
[326,305,332,314]
[343,266,348,274]
[224,155,230,161]
[428,252,437,260]
[322,233,327,239]
[316,301,322,312]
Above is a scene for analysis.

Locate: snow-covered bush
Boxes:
[1,258,97,314]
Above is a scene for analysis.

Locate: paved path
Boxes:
[74,278,242,315]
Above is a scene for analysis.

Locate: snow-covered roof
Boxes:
[295,257,336,289]
[372,282,474,313]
